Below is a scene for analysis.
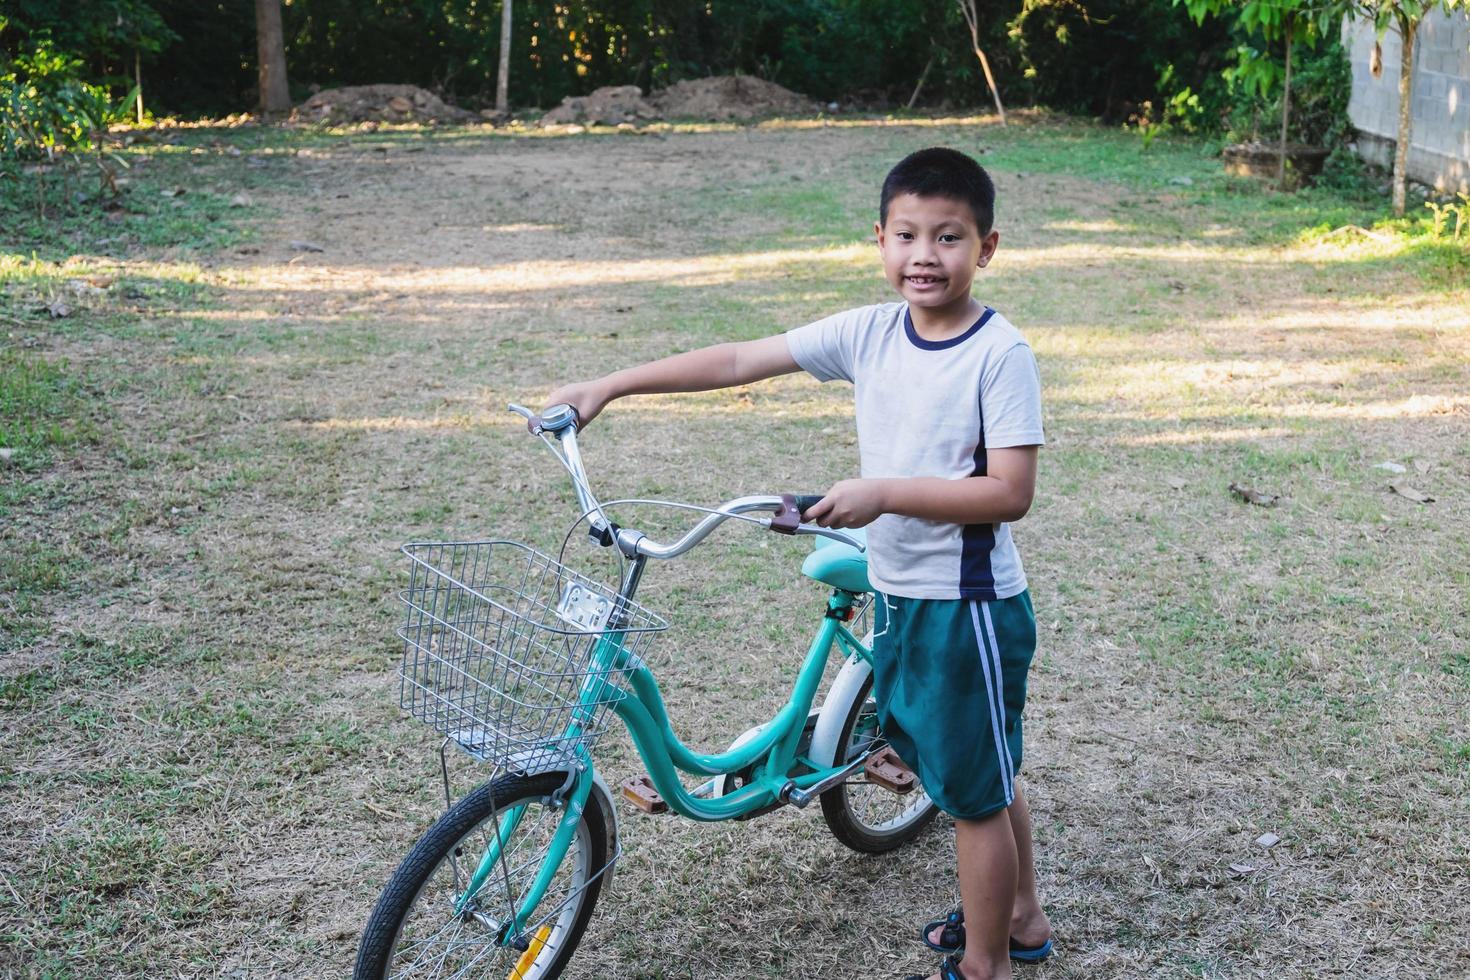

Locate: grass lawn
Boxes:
[2,111,1467,978]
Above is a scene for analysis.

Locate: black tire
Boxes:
[355,771,609,980]
[820,674,939,853]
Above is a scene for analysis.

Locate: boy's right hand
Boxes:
[543,380,613,428]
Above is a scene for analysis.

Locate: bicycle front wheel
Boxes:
[355,771,609,980]
[820,673,938,853]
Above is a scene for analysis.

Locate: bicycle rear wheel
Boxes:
[355,771,609,980]
[820,673,938,853]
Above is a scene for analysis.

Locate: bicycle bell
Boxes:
[537,403,578,434]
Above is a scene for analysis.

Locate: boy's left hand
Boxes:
[802,479,887,529]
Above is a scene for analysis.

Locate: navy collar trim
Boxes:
[904,306,995,350]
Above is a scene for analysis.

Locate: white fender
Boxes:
[478,754,619,890]
[809,634,875,768]
[698,723,767,798]
[589,771,618,890]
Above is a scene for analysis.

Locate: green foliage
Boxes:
[0,39,133,222]
[1175,0,1351,109]
[0,1,174,62]
[277,0,991,110]
[1008,0,1235,124]
[662,0,973,104]
[1423,194,1470,242]
[1224,39,1352,146]
[2,0,1186,121]
[1126,65,1206,149]
[1178,0,1351,51]
[0,1,176,100]
[1315,144,1379,194]
[1175,0,1357,159]
[1222,42,1279,100]
[1357,0,1470,36]
[1128,85,1199,148]
[0,0,1364,137]
[1,40,127,161]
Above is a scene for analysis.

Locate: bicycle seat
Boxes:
[800,528,871,593]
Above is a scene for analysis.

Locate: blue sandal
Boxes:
[903,954,963,980]
[1009,936,1055,963]
[920,908,965,954]
[920,907,1054,963]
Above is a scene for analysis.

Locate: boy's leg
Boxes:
[882,593,1049,976]
[952,810,1017,980]
[1006,780,1051,948]
[924,783,1051,951]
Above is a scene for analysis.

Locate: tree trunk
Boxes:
[907,53,936,109]
[134,50,144,124]
[255,0,291,114]
[972,44,1006,123]
[957,0,1006,124]
[1392,14,1417,217]
[1278,31,1292,190]
[496,0,513,114]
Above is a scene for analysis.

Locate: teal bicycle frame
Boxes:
[459,563,873,942]
[464,404,878,948]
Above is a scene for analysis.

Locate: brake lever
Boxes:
[797,525,866,551]
[507,402,538,432]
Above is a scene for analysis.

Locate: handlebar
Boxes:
[507,402,863,559]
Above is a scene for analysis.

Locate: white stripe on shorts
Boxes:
[981,600,1018,792]
[969,600,1014,807]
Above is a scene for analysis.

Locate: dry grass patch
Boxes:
[2,115,1466,978]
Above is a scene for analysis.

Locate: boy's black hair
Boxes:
[880,147,995,234]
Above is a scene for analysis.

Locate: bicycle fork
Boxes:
[454,626,631,945]
[455,767,595,943]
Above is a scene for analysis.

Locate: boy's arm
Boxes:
[803,446,1038,528]
[545,335,800,426]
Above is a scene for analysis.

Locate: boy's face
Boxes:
[875,193,999,312]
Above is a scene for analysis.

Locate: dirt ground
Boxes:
[5,115,1468,979]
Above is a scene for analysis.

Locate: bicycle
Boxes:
[354,402,938,979]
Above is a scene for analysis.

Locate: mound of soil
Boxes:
[294,84,476,125]
[650,75,819,121]
[540,85,657,126]
[538,75,820,127]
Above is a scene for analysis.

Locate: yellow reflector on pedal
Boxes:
[507,925,553,980]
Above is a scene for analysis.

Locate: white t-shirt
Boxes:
[786,302,1044,600]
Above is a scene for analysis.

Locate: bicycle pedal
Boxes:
[618,774,668,814]
[864,747,918,795]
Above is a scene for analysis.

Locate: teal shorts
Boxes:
[871,590,1036,820]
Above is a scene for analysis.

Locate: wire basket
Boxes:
[398,540,667,772]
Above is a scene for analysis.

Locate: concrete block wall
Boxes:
[1343,9,1470,194]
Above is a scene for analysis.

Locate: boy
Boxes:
[545,147,1051,980]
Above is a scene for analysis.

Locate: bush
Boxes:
[1224,38,1352,147]
[1,39,130,217]
[0,0,175,100]
[275,0,999,112]
[1,40,123,161]
[1007,0,1235,123]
